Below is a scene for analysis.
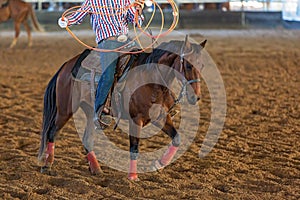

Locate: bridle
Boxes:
[150,40,203,118]
[150,43,202,122]
[176,46,201,98]
[166,46,202,113]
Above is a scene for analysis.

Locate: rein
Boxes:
[167,78,200,114]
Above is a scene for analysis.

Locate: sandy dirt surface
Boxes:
[0,29,299,199]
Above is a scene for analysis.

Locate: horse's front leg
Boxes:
[128,119,142,181]
[153,115,180,170]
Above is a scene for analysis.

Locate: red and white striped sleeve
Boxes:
[67,0,91,25]
[126,0,144,26]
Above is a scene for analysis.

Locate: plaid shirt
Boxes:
[67,0,143,43]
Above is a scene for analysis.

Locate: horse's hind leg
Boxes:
[41,126,56,173]
[41,113,71,174]
[80,101,102,175]
[152,115,180,170]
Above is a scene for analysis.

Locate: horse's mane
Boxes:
[145,40,202,64]
[146,40,184,64]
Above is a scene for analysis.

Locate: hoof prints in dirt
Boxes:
[0,30,299,199]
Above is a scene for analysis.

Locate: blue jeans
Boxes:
[94,39,124,113]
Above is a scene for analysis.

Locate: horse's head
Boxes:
[175,35,206,105]
[148,37,206,105]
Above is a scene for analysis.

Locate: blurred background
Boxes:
[4,0,299,30]
[25,0,300,28]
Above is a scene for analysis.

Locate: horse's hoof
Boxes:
[40,165,50,173]
[89,166,103,175]
[128,173,139,181]
[152,160,165,171]
[40,166,56,176]
[87,151,102,175]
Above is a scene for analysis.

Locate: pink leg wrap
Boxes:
[87,151,101,174]
[128,160,138,180]
[160,145,178,166]
[45,142,55,166]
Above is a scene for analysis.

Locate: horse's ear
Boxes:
[181,35,191,55]
[200,39,207,48]
[184,35,189,44]
[185,35,191,50]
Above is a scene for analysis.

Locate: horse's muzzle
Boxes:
[188,94,201,105]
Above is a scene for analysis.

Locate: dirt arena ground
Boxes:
[0,29,299,199]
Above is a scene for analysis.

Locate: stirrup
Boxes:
[93,113,112,130]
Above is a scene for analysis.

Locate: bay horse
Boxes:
[38,36,206,181]
[0,0,43,48]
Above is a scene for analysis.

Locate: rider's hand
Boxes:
[58,17,68,28]
[136,6,143,16]
[135,0,144,15]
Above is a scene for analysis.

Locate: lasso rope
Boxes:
[61,0,179,53]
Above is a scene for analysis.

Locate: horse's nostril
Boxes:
[188,95,200,105]
[191,96,197,102]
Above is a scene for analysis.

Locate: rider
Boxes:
[58,0,144,129]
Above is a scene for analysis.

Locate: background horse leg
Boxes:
[22,20,32,47]
[128,119,142,181]
[153,115,180,170]
[10,21,21,48]
[80,101,102,175]
[10,8,29,48]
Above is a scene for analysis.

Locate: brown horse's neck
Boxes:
[142,53,178,87]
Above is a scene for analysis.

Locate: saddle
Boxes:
[72,49,138,83]
[71,48,140,120]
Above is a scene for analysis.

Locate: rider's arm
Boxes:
[67,0,91,26]
[126,0,144,26]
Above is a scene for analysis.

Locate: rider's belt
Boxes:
[106,36,118,40]
[99,35,128,43]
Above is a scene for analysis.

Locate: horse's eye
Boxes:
[186,64,193,70]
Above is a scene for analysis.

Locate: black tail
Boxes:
[38,64,64,161]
